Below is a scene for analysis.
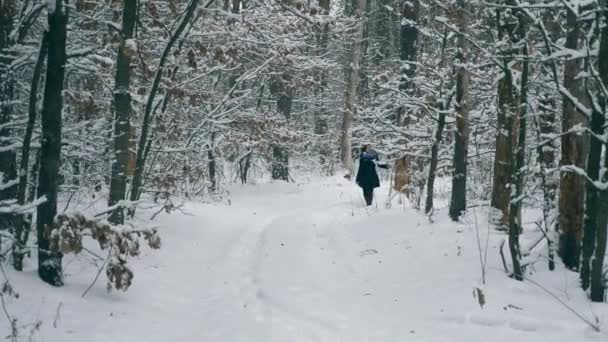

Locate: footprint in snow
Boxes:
[359,248,379,257]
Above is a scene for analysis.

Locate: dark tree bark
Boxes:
[491,8,520,231]
[270,73,293,181]
[537,93,557,204]
[425,105,446,215]
[37,0,69,286]
[534,90,557,271]
[313,0,330,170]
[589,4,608,302]
[372,0,393,63]
[400,0,418,82]
[231,0,241,14]
[491,4,523,278]
[424,26,449,215]
[207,133,216,193]
[392,0,418,193]
[12,34,47,271]
[340,0,367,175]
[507,8,530,280]
[557,7,588,270]
[448,0,470,221]
[581,106,604,290]
[108,0,137,225]
[239,151,251,184]
[0,0,18,232]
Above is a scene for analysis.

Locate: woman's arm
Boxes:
[375,156,388,169]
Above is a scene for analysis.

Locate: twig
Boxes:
[53,302,63,328]
[82,248,112,298]
[499,239,510,274]
[473,208,488,284]
[62,191,76,213]
[0,263,18,342]
[526,277,601,332]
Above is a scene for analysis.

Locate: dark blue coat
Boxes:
[355,152,387,189]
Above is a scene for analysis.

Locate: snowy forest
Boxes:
[1,0,608,341]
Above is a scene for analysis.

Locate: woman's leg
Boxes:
[363,187,373,206]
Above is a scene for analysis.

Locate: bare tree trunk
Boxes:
[314,0,330,170]
[108,0,137,225]
[392,0,418,190]
[231,0,240,13]
[507,10,530,280]
[534,89,557,271]
[12,34,47,271]
[340,0,367,176]
[537,92,557,204]
[424,27,449,215]
[207,133,216,192]
[270,73,292,181]
[557,8,587,270]
[449,0,470,221]
[130,0,202,204]
[589,4,608,302]
[491,8,520,231]
[37,0,69,286]
[425,105,446,214]
[0,0,18,232]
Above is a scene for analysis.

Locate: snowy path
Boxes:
[3,177,607,341]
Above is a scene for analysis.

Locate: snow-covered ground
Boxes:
[2,176,607,341]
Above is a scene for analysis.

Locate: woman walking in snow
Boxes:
[355,144,388,206]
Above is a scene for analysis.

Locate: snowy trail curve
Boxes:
[3,178,607,342]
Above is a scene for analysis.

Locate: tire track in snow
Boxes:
[212,206,342,341]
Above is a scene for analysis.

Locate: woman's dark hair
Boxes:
[361,144,369,152]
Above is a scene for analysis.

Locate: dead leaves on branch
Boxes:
[48,213,161,292]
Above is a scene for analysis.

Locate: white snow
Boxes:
[2,177,607,341]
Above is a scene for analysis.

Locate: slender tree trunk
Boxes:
[424,105,446,214]
[270,74,292,181]
[534,89,557,271]
[491,8,520,231]
[581,108,604,290]
[207,133,216,192]
[580,10,605,288]
[37,0,69,286]
[424,27,449,215]
[589,4,608,302]
[0,0,18,232]
[130,0,202,204]
[392,0,418,191]
[108,0,137,225]
[340,0,367,176]
[231,0,240,13]
[314,0,330,170]
[537,92,557,204]
[558,8,587,270]
[12,34,47,271]
[507,12,530,280]
[449,0,470,221]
